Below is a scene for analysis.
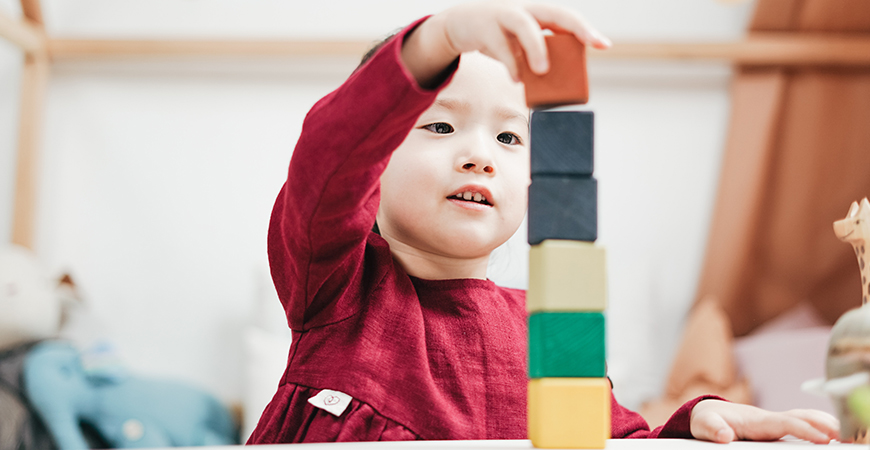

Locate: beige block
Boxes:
[528,378,611,449]
[528,240,607,312]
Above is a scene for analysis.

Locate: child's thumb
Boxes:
[692,412,736,443]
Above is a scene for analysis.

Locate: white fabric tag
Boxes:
[308,389,353,417]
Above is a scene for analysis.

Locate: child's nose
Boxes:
[461,162,494,174]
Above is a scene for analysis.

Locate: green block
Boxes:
[529,312,605,378]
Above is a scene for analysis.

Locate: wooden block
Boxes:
[528,378,611,449]
[518,34,589,108]
[529,312,605,378]
[528,240,607,313]
[528,175,597,245]
[531,110,594,176]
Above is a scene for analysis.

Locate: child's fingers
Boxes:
[737,407,838,444]
[745,414,832,444]
[481,34,521,82]
[526,3,611,49]
[783,409,840,440]
[691,412,735,443]
[496,8,548,74]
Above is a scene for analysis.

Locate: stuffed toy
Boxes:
[0,245,61,349]
[0,245,69,449]
[0,342,59,450]
[23,341,238,449]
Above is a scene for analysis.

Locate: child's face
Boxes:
[378,52,530,262]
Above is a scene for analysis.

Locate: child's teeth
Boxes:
[462,192,472,200]
[473,193,482,202]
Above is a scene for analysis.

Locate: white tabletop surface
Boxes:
[186,439,866,450]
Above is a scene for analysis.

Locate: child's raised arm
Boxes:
[402,1,610,88]
[270,2,609,331]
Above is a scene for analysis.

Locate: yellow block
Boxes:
[528,378,611,449]
[528,240,607,312]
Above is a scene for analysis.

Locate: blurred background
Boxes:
[3,0,870,445]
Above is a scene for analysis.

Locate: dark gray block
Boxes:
[528,175,597,245]
[530,110,594,176]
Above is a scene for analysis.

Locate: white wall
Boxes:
[0,0,755,416]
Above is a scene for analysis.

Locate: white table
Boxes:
[189,439,866,450]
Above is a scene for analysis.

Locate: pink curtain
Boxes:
[697,0,870,336]
[642,1,870,424]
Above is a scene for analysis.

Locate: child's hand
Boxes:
[402,1,610,87]
[690,399,840,444]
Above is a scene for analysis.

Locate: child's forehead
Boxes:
[436,52,528,118]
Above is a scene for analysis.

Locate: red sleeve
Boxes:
[267,16,458,331]
[612,394,726,439]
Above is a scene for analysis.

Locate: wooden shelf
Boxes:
[596,34,870,66]
[47,39,371,59]
[39,34,870,66]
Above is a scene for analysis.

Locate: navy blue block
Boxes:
[528,175,597,245]
[530,110,594,176]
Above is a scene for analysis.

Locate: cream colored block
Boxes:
[528,240,607,312]
[528,378,610,449]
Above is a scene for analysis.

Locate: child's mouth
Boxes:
[447,191,492,206]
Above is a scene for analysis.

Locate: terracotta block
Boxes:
[528,240,607,313]
[531,110,594,176]
[518,34,589,108]
[529,312,605,378]
[528,378,611,449]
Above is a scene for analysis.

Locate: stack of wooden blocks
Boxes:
[520,35,610,449]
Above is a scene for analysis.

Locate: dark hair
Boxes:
[357,29,402,72]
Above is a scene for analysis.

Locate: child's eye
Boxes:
[422,122,454,134]
[496,132,522,145]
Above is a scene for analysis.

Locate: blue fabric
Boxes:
[22,341,238,449]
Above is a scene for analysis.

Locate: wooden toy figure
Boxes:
[834,198,870,305]
[821,198,870,442]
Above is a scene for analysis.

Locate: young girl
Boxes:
[248,2,840,444]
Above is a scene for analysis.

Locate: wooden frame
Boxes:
[600,34,870,66]
[19,0,43,25]
[11,53,48,249]
[0,9,44,55]
[47,39,371,59]
[4,3,48,249]
[42,34,870,66]
[6,4,870,249]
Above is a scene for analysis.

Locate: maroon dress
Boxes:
[247,17,715,444]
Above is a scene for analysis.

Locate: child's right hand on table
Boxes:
[400,1,611,87]
[690,399,841,444]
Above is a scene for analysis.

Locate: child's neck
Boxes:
[384,236,490,280]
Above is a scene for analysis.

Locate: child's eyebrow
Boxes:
[432,98,469,113]
[433,98,528,126]
[496,107,529,127]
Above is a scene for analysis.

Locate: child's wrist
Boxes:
[401,13,460,89]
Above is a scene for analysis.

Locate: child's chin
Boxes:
[438,230,501,256]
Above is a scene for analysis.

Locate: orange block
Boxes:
[518,34,588,108]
